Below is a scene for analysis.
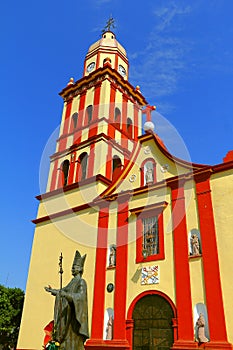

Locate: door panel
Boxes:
[133,295,174,350]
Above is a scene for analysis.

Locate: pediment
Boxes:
[98,132,206,200]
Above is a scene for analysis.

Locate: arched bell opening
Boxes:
[112,155,122,182]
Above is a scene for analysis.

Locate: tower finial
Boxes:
[102,16,115,34]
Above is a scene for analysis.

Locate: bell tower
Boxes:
[17,26,153,350]
[48,29,147,195]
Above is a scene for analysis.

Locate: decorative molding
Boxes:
[130,201,168,216]
[127,290,177,319]
[194,169,213,183]
[141,265,159,285]
[36,174,111,201]
[161,164,169,173]
[60,66,148,106]
[32,202,91,225]
[144,146,151,155]
[129,174,136,182]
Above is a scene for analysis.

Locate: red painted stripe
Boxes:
[169,181,194,341]
[87,143,95,178]
[121,95,128,149]
[114,198,129,340]
[73,91,86,145]
[57,162,64,188]
[115,54,119,71]
[136,217,142,262]
[88,122,98,139]
[108,84,116,139]
[50,159,58,191]
[91,206,109,339]
[105,144,112,180]
[133,104,139,140]
[195,174,228,342]
[67,154,75,185]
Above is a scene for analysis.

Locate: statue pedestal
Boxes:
[85,339,130,350]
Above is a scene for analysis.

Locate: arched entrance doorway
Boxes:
[131,293,175,350]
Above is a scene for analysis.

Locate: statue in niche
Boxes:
[109,245,116,267]
[106,315,113,340]
[196,313,209,343]
[191,233,200,256]
[145,164,153,184]
[44,250,89,350]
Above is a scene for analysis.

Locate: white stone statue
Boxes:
[106,315,113,340]
[109,246,116,267]
[145,166,153,184]
[191,234,200,255]
[196,313,209,343]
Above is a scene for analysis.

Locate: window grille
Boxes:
[142,216,159,256]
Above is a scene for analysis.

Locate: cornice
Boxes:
[212,160,233,173]
[50,128,131,161]
[193,168,213,183]
[130,201,168,216]
[36,174,111,201]
[32,202,92,225]
[33,162,233,224]
[59,66,147,106]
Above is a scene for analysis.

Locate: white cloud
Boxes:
[153,2,192,32]
[128,2,193,108]
[129,35,189,98]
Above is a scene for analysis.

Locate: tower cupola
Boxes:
[84,30,128,79]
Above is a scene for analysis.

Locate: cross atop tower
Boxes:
[102,17,115,33]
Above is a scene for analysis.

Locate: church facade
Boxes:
[17,30,233,350]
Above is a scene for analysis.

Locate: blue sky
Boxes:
[0,0,233,290]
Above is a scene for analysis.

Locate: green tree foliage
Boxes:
[0,285,24,347]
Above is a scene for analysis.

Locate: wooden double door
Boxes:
[132,294,174,350]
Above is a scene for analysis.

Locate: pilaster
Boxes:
[113,195,129,340]
[168,179,197,348]
[194,171,231,349]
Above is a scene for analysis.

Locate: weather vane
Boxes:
[102,16,115,34]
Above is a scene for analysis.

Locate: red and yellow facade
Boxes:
[17,31,233,350]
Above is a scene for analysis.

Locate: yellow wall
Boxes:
[18,211,98,350]
[210,170,233,342]
[37,182,107,219]
[99,80,111,112]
